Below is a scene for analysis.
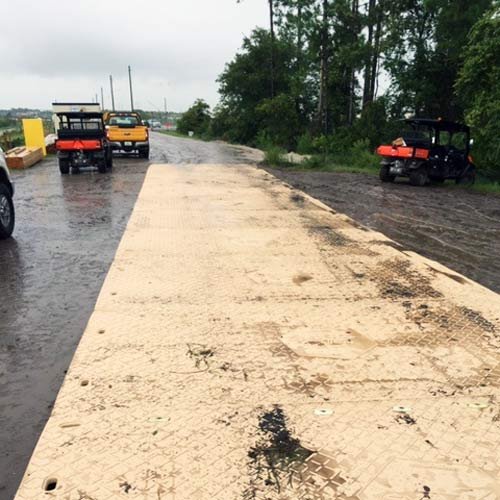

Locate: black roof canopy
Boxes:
[404,118,469,133]
[56,112,104,119]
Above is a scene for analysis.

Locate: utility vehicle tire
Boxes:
[59,159,70,175]
[97,160,107,174]
[379,166,395,183]
[106,151,113,170]
[0,184,15,239]
[456,168,476,186]
[409,167,428,187]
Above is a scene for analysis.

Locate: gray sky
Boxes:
[0,0,268,111]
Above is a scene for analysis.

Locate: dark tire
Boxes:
[0,184,15,239]
[380,165,395,183]
[409,167,429,187]
[456,167,476,186]
[97,160,107,174]
[106,151,113,170]
[59,158,70,175]
[139,146,150,159]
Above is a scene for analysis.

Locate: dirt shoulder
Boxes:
[265,167,500,293]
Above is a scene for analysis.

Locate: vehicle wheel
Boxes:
[456,168,476,186]
[106,151,113,170]
[379,165,395,183]
[97,160,107,174]
[409,167,429,187]
[59,159,70,175]
[0,184,15,239]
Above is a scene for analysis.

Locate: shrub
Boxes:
[177,99,211,136]
[302,155,326,169]
[264,146,289,167]
[296,132,315,155]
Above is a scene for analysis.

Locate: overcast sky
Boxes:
[0,0,268,111]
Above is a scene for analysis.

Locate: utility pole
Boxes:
[101,87,105,111]
[128,65,134,111]
[95,93,98,105]
[164,97,167,119]
[109,75,116,111]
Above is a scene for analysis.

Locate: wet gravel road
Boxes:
[0,132,250,499]
[1,132,499,498]
[268,168,500,293]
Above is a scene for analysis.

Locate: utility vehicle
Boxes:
[377,119,476,186]
[104,111,149,158]
[55,112,112,174]
[0,146,15,239]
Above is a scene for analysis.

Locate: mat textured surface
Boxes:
[16,165,500,499]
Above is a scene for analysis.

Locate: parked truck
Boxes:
[104,111,150,158]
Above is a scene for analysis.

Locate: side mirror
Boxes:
[469,138,474,148]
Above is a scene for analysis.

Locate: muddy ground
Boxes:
[0,132,499,499]
[268,168,500,293]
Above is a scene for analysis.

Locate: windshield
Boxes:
[108,115,140,126]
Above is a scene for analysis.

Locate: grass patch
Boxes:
[157,130,188,139]
[263,146,292,167]
[265,151,378,175]
[448,179,500,195]
[158,130,214,142]
[470,181,500,194]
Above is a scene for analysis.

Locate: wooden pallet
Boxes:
[5,146,43,169]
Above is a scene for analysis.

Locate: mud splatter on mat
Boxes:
[244,406,313,498]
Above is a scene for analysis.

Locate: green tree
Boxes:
[456,3,500,176]
[256,93,301,147]
[177,99,211,136]
[216,28,296,145]
[384,0,491,119]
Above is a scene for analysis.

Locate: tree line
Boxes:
[178,0,499,177]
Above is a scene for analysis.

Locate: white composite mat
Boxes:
[16,164,500,499]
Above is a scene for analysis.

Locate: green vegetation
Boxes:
[177,0,499,186]
[0,130,24,151]
[176,99,211,138]
[158,130,189,139]
[455,4,500,179]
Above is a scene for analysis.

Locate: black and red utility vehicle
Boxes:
[55,112,113,174]
[377,119,476,186]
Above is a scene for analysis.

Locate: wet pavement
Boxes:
[0,132,249,499]
[267,169,500,293]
